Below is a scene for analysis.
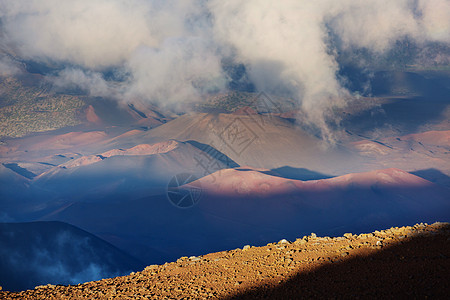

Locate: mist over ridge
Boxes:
[1,0,449,140]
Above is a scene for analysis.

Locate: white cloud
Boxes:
[0,55,21,76]
[0,0,156,68]
[418,0,450,43]
[125,36,225,106]
[0,0,448,140]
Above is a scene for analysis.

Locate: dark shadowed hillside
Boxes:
[0,221,144,291]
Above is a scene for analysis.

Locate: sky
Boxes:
[0,0,449,140]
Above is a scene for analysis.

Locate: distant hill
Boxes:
[0,76,173,139]
[35,167,450,266]
[0,221,144,291]
[143,112,354,172]
[0,77,85,138]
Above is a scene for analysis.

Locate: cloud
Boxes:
[125,36,225,106]
[0,0,448,140]
[0,228,134,291]
[0,55,21,76]
[209,1,349,141]
[326,1,421,52]
[418,0,450,43]
[51,68,119,98]
[208,0,450,141]
[0,0,156,68]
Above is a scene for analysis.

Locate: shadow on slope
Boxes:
[2,163,36,180]
[0,221,144,292]
[410,168,450,188]
[268,166,332,181]
[186,140,240,168]
[340,70,450,138]
[370,71,450,99]
[342,97,450,138]
[227,224,450,299]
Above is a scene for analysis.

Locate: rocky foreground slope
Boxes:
[1,222,449,299]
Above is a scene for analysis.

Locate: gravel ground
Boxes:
[1,222,449,299]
